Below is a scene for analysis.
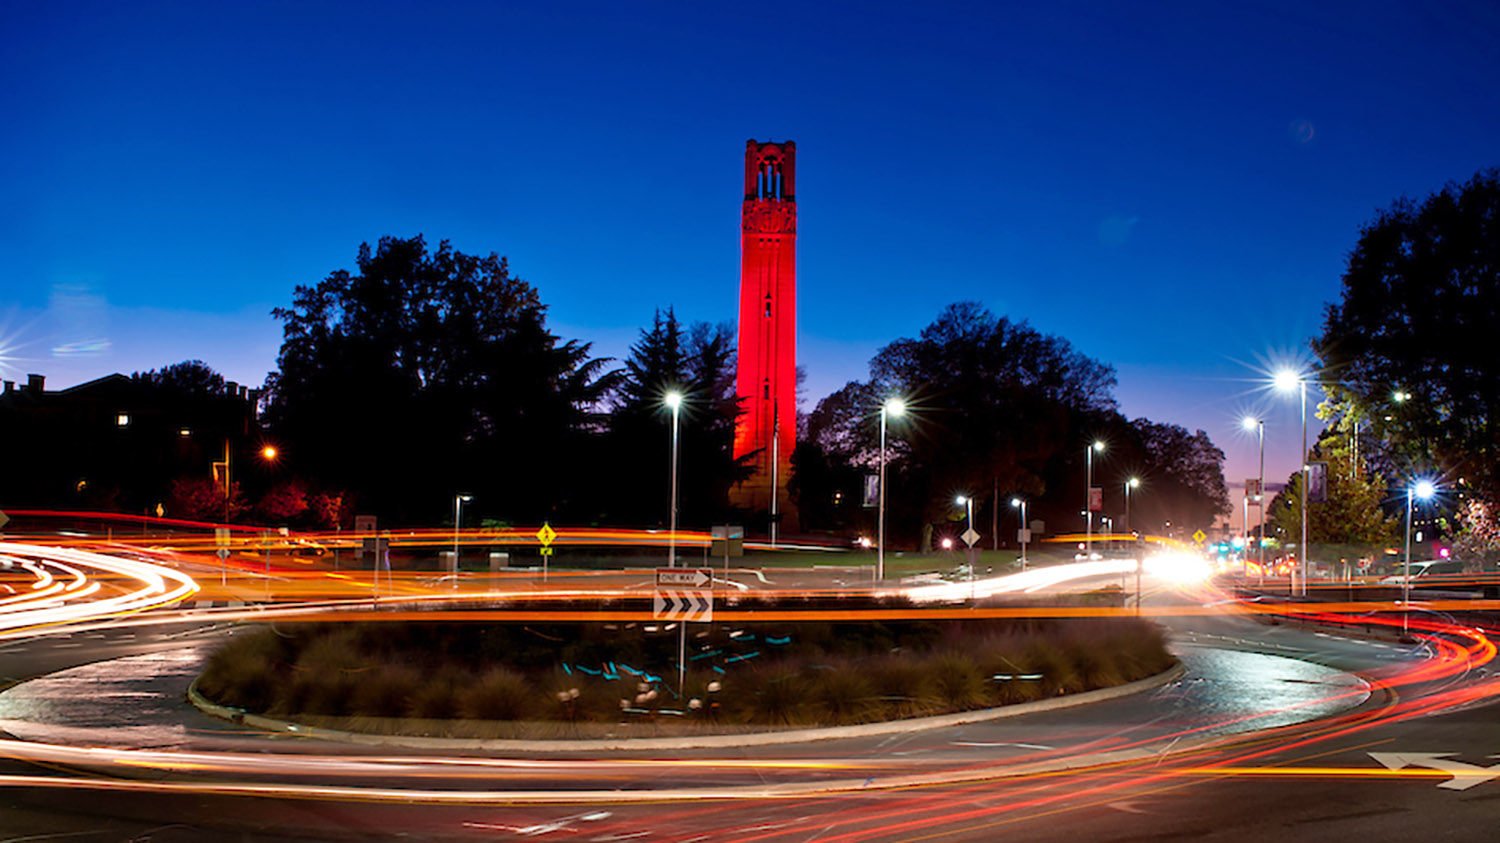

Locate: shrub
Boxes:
[868,659,938,718]
[406,671,461,720]
[930,652,990,711]
[734,667,809,725]
[809,665,879,724]
[459,668,538,721]
[349,665,421,717]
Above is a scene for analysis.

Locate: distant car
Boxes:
[1380,559,1465,584]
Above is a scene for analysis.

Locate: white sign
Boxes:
[656,568,712,587]
[961,528,981,548]
[1017,528,1032,543]
[653,590,713,622]
[1370,752,1500,790]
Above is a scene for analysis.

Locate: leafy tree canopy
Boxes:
[799,303,1227,546]
[263,235,612,522]
[601,309,747,525]
[1265,433,1397,549]
[132,359,227,397]
[1316,168,1500,504]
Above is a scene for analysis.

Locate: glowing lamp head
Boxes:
[1413,479,1437,500]
[664,391,683,409]
[955,495,969,505]
[940,537,953,550]
[260,445,278,460]
[883,397,906,417]
[1241,416,1260,431]
[1128,477,1141,488]
[1273,369,1301,392]
[1092,440,1105,452]
[1010,497,1022,508]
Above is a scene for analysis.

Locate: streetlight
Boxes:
[1275,369,1309,596]
[1242,416,1265,582]
[955,495,974,533]
[260,445,278,461]
[1010,497,1028,570]
[956,494,975,594]
[453,494,472,576]
[1403,479,1437,636]
[665,391,683,568]
[1123,477,1140,534]
[877,397,905,581]
[1085,440,1105,558]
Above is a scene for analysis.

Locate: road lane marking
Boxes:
[1369,752,1500,790]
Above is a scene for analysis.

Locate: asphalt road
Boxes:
[1,560,1496,841]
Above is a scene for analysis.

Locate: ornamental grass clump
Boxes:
[459,667,537,721]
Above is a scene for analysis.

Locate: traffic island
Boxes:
[191,594,1176,744]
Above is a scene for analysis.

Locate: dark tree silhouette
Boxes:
[263,235,612,523]
[1316,168,1500,505]
[601,309,747,527]
[799,303,1227,545]
[132,360,227,397]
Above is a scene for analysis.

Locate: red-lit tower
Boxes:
[732,140,797,527]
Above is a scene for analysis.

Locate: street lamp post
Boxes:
[1010,497,1028,570]
[453,494,472,576]
[1123,477,1139,534]
[1275,370,1309,596]
[1085,440,1105,558]
[1403,479,1437,637]
[956,494,975,595]
[1242,417,1265,583]
[877,397,905,581]
[665,391,683,568]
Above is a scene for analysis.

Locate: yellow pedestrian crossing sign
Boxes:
[537,523,557,546]
[1192,529,1207,543]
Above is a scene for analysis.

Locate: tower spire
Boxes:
[732,140,797,529]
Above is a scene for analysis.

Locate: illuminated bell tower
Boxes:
[732,139,797,529]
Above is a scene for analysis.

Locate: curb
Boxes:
[188,661,1186,752]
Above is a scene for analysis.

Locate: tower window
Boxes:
[764,293,772,318]
[758,160,783,200]
[763,380,770,400]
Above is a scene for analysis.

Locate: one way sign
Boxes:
[657,568,712,587]
[653,590,713,622]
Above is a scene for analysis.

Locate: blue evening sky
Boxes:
[4,1,1498,529]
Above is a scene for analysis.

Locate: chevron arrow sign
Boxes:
[653,589,713,622]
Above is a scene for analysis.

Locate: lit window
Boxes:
[179,427,192,437]
[116,413,131,427]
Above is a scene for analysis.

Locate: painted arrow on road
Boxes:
[1369,752,1500,790]
[653,589,713,622]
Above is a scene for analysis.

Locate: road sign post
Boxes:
[537,523,556,581]
[655,568,714,694]
[215,527,231,585]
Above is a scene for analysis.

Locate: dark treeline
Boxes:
[795,302,1228,549]
[2,234,1230,539]
[247,235,1228,538]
